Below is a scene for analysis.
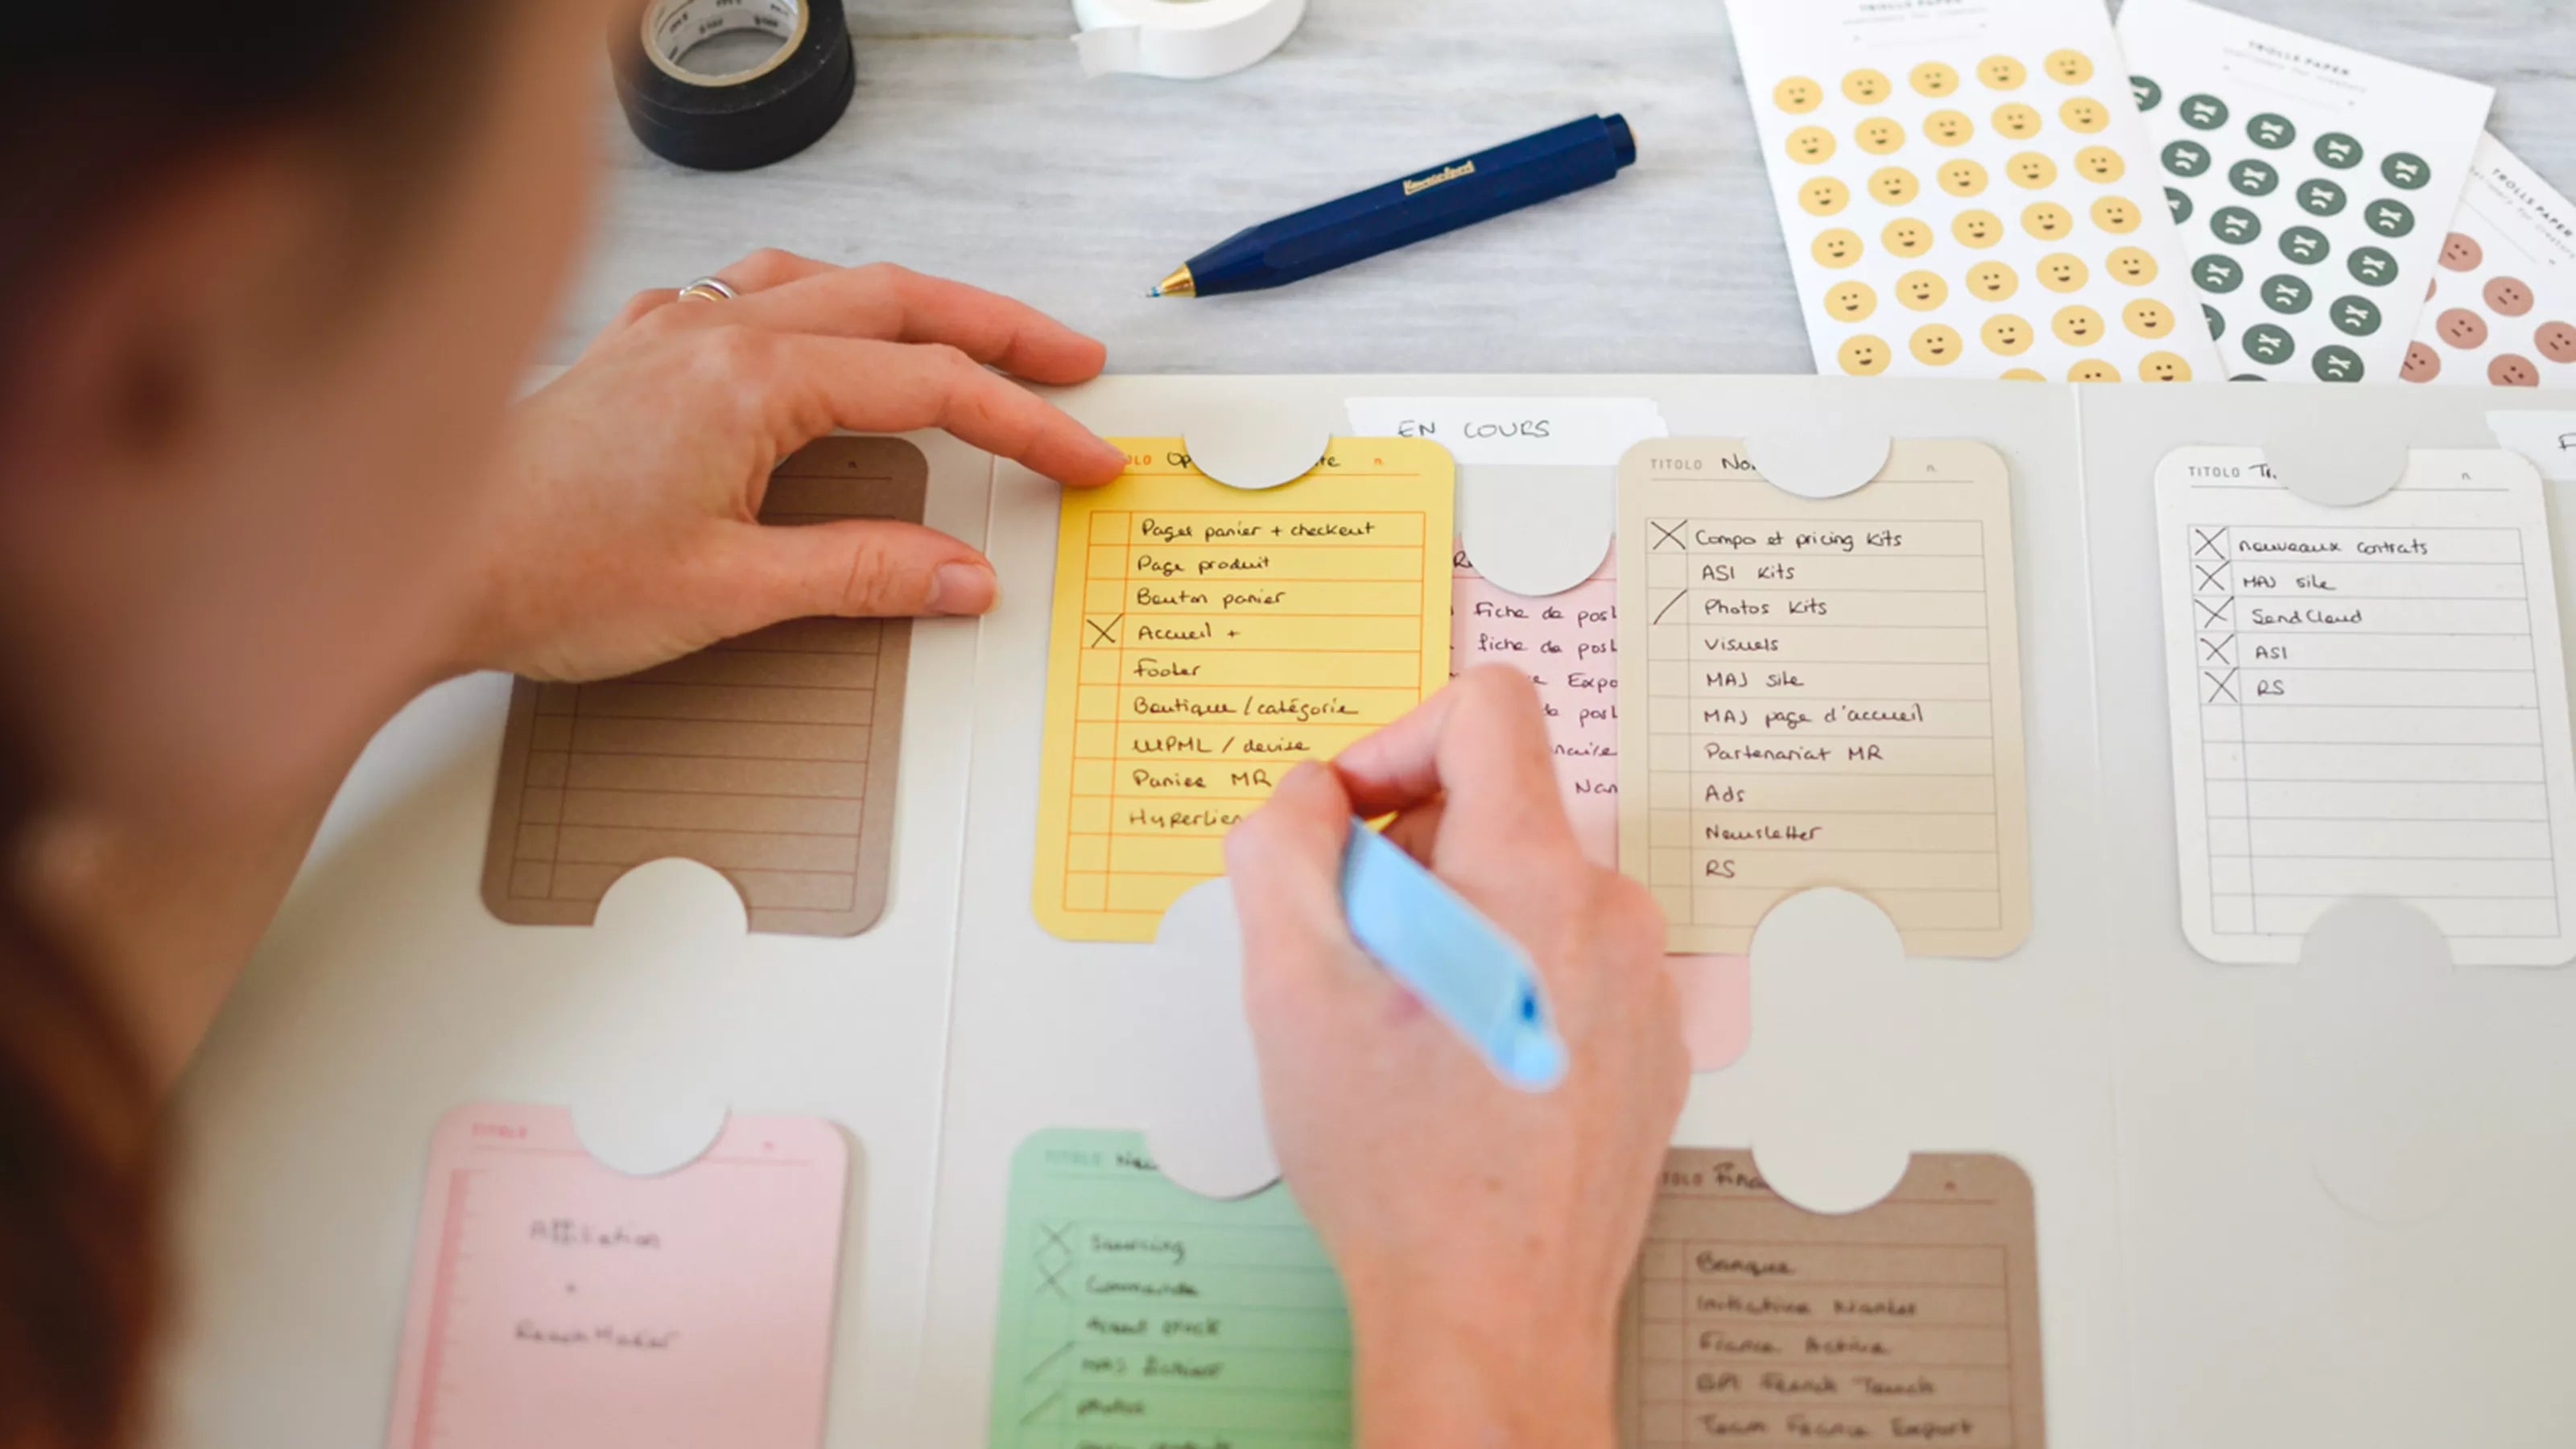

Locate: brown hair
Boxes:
[2,5,507,1443]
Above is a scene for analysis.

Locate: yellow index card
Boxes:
[1617,439,2031,957]
[1034,437,1455,941]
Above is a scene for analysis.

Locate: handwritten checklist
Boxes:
[986,1129,1352,1448]
[383,1104,848,1449]
[2157,448,2576,964]
[1033,439,1453,941]
[1618,440,2032,956]
[1621,1150,2047,1449]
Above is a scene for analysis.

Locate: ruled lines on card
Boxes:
[987,1130,1353,1449]
[2156,448,2576,964]
[1616,440,2033,957]
[1619,1150,2048,1449]
[1031,440,1455,942]
[481,436,925,937]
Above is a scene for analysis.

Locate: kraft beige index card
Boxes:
[1618,439,2032,956]
[484,436,923,937]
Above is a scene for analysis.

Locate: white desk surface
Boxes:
[555,0,2576,374]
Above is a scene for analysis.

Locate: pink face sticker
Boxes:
[2437,308,2489,349]
[2536,320,2576,363]
[2485,276,2535,316]
[2439,232,2483,270]
[2490,353,2541,386]
[2401,341,2442,382]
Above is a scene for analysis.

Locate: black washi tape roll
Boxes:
[612,0,856,171]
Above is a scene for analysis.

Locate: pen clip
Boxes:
[1338,819,1567,1091]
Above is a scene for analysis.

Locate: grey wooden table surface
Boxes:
[557,0,2576,374]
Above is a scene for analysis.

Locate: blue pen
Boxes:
[1337,819,1567,1091]
[1150,114,1637,298]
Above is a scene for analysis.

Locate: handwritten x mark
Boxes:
[2194,563,2231,592]
[1649,520,1687,551]
[2196,601,2231,630]
[1022,1342,1075,1382]
[2200,634,2235,665]
[2203,668,2239,703]
[1084,616,1122,648]
[2191,527,2228,559]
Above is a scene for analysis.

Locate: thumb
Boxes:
[716,516,998,624]
[1225,762,1370,1000]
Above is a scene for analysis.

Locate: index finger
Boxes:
[762,333,1127,486]
[1330,665,1579,857]
[733,262,1109,386]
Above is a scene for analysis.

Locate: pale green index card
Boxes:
[989,1129,1354,1448]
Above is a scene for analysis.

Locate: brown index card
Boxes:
[481,436,927,937]
[1620,1150,2046,1449]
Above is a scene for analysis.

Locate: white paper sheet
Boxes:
[2117,0,2493,382]
[2401,133,2576,388]
[1728,0,2220,382]
[2156,446,2576,965]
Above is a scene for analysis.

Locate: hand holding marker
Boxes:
[1153,114,1638,296]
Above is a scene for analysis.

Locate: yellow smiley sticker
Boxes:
[2045,48,2094,84]
[1869,167,1921,205]
[1952,208,2004,249]
[1965,259,2020,299]
[1910,60,1960,97]
[2037,252,2090,292]
[1938,159,1990,196]
[2123,297,2175,337]
[2104,245,2157,284]
[1854,118,1907,155]
[1823,279,1879,322]
[2067,359,2123,382]
[1981,313,2035,355]
[1785,126,1837,164]
[1811,227,1864,268]
[2074,145,2125,183]
[1979,54,2027,90]
[1839,334,1892,375]
[2001,367,2047,381]
[1775,76,1824,114]
[1909,323,1966,365]
[1992,102,2042,140]
[1895,270,1950,311]
[2007,151,2058,188]
[2059,97,2109,133]
[2021,201,2072,239]
[1880,217,1934,257]
[2053,303,2106,346]
[2139,350,2194,382]
[1843,68,1891,104]
[1801,176,1851,215]
[1923,109,1975,146]
[2090,195,2142,233]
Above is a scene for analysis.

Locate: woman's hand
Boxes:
[1224,666,1690,1449]
[452,252,1127,682]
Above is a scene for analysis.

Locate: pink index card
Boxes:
[384,1104,849,1449]
[1451,551,1751,1070]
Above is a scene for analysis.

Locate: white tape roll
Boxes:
[1070,0,1307,80]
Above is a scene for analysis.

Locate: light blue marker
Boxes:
[1337,819,1567,1091]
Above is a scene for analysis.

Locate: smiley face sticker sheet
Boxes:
[1728,0,2219,383]
[2118,0,2492,383]
[2401,133,2576,388]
